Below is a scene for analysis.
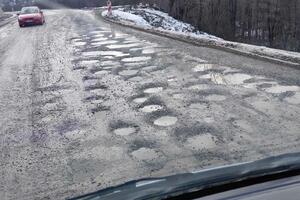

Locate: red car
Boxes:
[18,6,45,27]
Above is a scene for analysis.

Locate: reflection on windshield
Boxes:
[21,7,39,14]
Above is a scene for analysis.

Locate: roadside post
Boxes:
[107,0,112,16]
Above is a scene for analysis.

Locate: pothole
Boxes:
[124,62,147,67]
[133,97,148,104]
[128,76,144,82]
[113,127,137,136]
[91,37,108,42]
[264,85,299,94]
[91,40,118,46]
[224,73,253,85]
[193,64,214,72]
[106,43,141,49]
[142,48,155,54]
[142,66,158,72]
[83,51,129,58]
[122,56,151,63]
[94,71,109,75]
[139,105,164,113]
[154,116,178,127]
[204,94,227,102]
[74,41,86,46]
[185,133,217,150]
[131,148,160,161]
[284,92,300,104]
[118,70,138,76]
[188,84,210,90]
[144,87,164,94]
[78,60,100,66]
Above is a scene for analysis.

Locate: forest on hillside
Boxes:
[142,0,300,52]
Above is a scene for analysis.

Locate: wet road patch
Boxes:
[84,82,108,91]
[174,125,217,142]
[144,87,164,94]
[122,56,151,63]
[154,116,178,127]
[139,105,164,113]
[185,133,218,150]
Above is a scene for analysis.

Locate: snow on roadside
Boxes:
[102,6,300,65]
[102,10,150,28]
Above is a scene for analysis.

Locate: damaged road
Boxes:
[0,9,300,200]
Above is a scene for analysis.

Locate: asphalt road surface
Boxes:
[1,9,300,200]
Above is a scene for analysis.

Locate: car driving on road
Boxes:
[17,6,45,27]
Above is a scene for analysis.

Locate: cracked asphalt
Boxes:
[0,9,300,200]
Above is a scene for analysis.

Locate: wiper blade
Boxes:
[69,152,300,200]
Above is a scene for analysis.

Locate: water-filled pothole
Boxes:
[122,56,151,62]
[131,147,159,161]
[204,94,227,102]
[264,85,299,94]
[144,87,164,94]
[154,116,178,127]
[114,127,136,136]
[119,70,138,76]
[139,105,164,113]
[133,97,148,104]
[193,64,214,72]
[107,43,141,49]
[185,133,217,150]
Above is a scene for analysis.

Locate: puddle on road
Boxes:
[101,61,120,66]
[122,56,151,63]
[154,116,178,127]
[142,66,158,72]
[172,93,186,100]
[144,87,163,94]
[119,70,139,76]
[188,84,210,90]
[128,76,144,82]
[114,127,137,136]
[106,43,141,49]
[94,70,109,75]
[223,73,253,85]
[193,64,214,72]
[92,34,105,38]
[284,92,300,105]
[183,55,208,63]
[91,40,118,46]
[133,97,148,104]
[139,105,164,113]
[131,148,160,161]
[204,94,227,102]
[74,41,86,46]
[83,51,129,57]
[90,31,106,35]
[91,38,108,42]
[264,85,299,94]
[78,60,100,66]
[124,62,147,67]
[129,47,144,52]
[186,133,217,150]
[142,48,155,54]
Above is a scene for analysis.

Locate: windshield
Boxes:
[20,7,39,14]
[0,0,300,200]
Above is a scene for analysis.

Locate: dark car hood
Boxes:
[69,153,300,200]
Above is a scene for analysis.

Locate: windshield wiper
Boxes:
[69,152,300,200]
